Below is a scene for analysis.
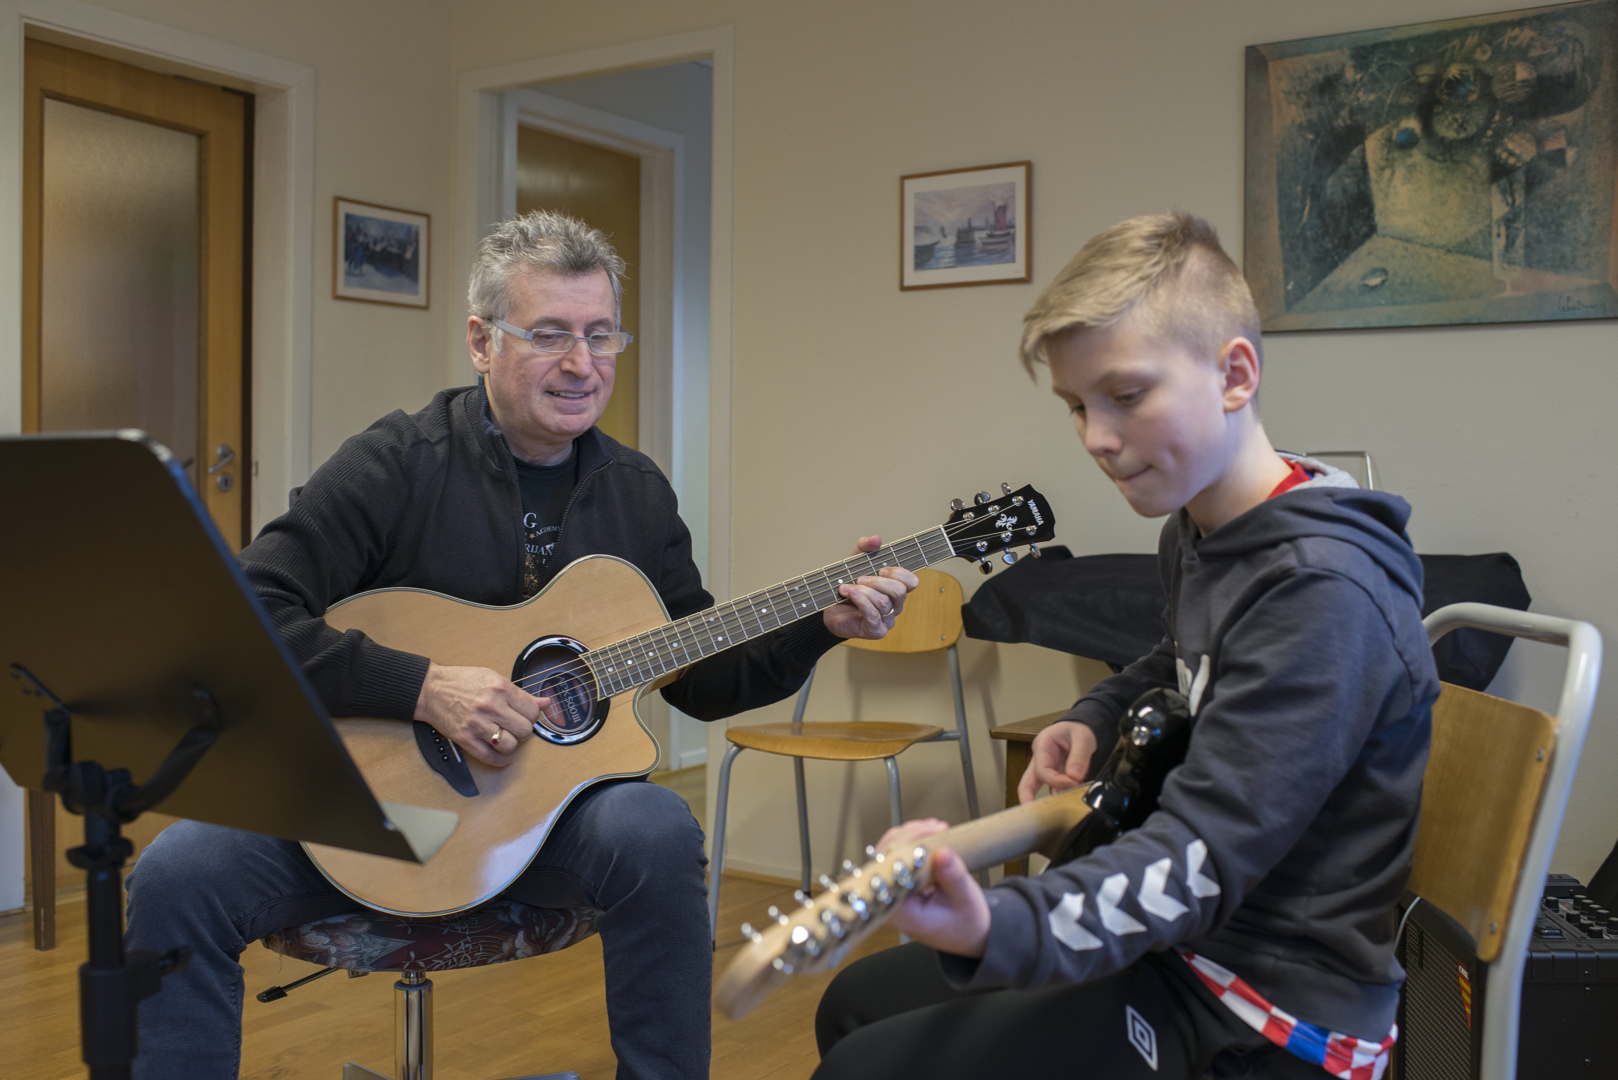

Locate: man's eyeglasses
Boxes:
[485,317,633,356]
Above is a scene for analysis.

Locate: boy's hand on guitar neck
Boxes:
[1017,720,1098,804]
[878,818,992,959]
[822,535,921,641]
[414,662,552,767]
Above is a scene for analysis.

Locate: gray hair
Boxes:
[467,210,627,340]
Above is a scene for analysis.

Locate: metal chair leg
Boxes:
[793,756,812,894]
[709,742,745,943]
[947,644,981,820]
[884,757,903,828]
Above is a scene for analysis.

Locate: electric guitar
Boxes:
[303,483,1056,916]
[714,687,1195,1020]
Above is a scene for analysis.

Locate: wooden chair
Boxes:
[257,901,599,1080]
[707,568,980,939]
[1402,602,1602,1080]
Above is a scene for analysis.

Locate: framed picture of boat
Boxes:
[901,161,1031,290]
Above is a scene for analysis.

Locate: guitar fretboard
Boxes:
[586,526,957,697]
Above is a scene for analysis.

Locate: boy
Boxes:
[813,214,1437,1080]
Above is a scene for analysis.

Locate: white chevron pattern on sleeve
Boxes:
[1048,892,1102,951]
[1138,857,1190,921]
[1186,839,1221,898]
[1097,873,1147,935]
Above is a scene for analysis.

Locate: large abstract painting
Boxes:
[1245,1,1618,330]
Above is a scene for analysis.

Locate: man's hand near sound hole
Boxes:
[414,662,552,767]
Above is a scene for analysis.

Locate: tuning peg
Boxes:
[949,498,965,511]
[1002,550,1018,565]
[1028,543,1041,558]
[977,560,992,576]
[974,491,992,505]
[818,873,837,892]
[864,844,877,858]
[1001,482,1012,495]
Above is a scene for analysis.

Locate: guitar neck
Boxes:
[585,526,956,698]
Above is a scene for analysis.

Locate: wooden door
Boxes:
[516,124,640,448]
[23,39,250,540]
[20,39,250,948]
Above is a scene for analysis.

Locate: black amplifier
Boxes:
[1393,874,1618,1079]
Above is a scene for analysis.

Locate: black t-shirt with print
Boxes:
[515,448,580,597]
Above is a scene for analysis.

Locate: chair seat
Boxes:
[261,900,599,973]
[727,721,944,761]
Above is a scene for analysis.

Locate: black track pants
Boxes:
[814,942,1327,1080]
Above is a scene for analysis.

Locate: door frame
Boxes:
[0,0,317,915]
[457,26,735,825]
[507,88,683,483]
[0,1,318,538]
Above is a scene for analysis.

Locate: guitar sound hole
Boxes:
[514,635,605,745]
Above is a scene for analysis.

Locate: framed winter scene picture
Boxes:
[334,197,430,308]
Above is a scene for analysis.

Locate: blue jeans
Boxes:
[125,779,711,1080]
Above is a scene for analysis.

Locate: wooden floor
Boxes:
[3,767,895,1080]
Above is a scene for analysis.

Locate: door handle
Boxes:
[208,444,236,492]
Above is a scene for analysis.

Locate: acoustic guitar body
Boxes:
[302,555,667,916]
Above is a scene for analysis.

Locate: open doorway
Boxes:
[508,63,713,772]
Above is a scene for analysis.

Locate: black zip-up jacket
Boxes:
[240,383,842,721]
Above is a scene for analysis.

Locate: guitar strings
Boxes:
[503,509,1038,715]
[506,519,969,704]
[506,511,1034,712]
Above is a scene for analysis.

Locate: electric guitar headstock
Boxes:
[713,840,935,1022]
[713,785,1094,1021]
[940,483,1055,575]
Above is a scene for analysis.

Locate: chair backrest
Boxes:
[1304,449,1378,490]
[1407,683,1555,963]
[844,568,963,654]
[1415,603,1601,1080]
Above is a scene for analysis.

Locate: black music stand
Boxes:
[0,431,457,1080]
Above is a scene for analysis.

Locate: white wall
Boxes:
[453,0,1618,884]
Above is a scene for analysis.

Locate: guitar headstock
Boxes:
[713,843,933,1021]
[941,483,1055,574]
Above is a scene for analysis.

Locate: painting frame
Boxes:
[333,197,431,309]
[901,161,1031,290]
[1245,0,1618,332]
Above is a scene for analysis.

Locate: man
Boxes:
[126,210,917,1080]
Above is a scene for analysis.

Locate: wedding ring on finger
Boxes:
[490,730,502,746]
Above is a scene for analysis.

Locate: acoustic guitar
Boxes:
[303,483,1056,916]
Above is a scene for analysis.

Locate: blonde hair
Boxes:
[1019,213,1260,374]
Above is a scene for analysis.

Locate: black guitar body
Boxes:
[1050,687,1195,867]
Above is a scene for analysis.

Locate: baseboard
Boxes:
[718,857,802,884]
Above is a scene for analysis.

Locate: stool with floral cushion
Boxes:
[258,900,600,1080]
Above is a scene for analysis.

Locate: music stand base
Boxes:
[11,665,213,1079]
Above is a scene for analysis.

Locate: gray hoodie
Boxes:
[950,461,1439,1041]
